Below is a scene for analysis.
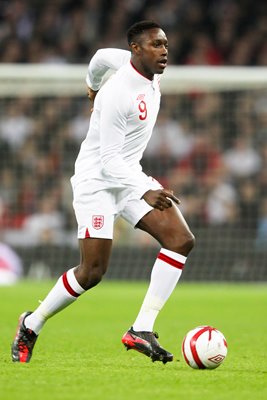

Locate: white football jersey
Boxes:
[72,48,161,198]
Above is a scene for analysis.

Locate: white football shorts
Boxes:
[71,176,162,239]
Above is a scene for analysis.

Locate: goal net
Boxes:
[0,64,267,282]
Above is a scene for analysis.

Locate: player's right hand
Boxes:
[87,86,98,112]
[142,189,180,211]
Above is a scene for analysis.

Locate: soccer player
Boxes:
[11,20,195,364]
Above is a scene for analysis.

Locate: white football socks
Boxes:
[24,267,85,334]
[24,249,186,335]
[132,248,186,332]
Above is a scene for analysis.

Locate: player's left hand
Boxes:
[142,189,180,211]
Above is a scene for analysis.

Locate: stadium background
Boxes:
[0,0,267,282]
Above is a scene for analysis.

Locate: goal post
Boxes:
[1,64,267,96]
[0,64,267,282]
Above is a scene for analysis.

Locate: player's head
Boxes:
[127,21,162,46]
[127,20,168,79]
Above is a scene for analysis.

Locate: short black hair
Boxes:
[127,20,162,45]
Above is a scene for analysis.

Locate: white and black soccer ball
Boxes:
[182,325,228,369]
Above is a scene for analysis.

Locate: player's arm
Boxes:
[99,90,152,198]
[86,48,130,111]
[86,48,131,91]
[99,89,179,210]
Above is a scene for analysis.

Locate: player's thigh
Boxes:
[136,204,195,253]
[79,237,113,272]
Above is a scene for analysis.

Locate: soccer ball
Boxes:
[182,325,228,369]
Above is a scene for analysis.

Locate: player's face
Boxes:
[132,28,168,80]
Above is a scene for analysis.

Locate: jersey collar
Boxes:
[130,61,155,84]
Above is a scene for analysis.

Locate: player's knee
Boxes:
[84,272,103,290]
[166,230,195,256]
[81,270,104,290]
[75,262,106,290]
[181,231,195,254]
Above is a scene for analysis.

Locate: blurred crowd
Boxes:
[0,0,267,66]
[0,90,267,249]
[0,0,267,251]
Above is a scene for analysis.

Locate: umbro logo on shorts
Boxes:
[92,215,104,229]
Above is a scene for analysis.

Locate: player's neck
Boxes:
[130,60,153,81]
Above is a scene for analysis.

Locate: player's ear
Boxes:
[130,42,141,55]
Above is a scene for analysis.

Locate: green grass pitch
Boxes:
[1,281,267,400]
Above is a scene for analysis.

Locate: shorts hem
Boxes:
[77,233,113,240]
